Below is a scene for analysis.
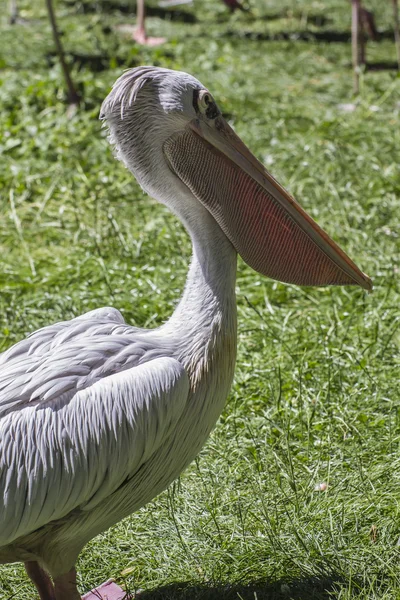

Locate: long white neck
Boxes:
[163,199,238,384]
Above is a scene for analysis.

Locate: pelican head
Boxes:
[100,67,205,196]
[101,66,372,290]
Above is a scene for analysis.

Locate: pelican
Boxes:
[0,66,372,600]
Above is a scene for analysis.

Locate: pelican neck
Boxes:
[167,201,238,332]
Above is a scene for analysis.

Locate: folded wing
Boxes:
[0,312,189,547]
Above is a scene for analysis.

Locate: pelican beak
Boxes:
[163,115,372,291]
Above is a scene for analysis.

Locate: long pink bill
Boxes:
[163,115,372,291]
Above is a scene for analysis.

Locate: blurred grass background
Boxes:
[0,0,400,598]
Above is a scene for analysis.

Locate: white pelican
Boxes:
[0,66,372,600]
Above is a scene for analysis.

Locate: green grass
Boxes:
[1,0,400,598]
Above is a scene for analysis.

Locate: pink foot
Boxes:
[133,27,166,46]
[82,579,127,599]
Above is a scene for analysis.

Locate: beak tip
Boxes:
[363,274,373,293]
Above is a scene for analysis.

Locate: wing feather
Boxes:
[0,356,189,546]
[0,308,149,416]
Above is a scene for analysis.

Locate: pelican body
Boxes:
[0,67,371,599]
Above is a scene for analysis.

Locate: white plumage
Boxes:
[0,66,370,599]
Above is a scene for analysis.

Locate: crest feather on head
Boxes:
[100,66,170,121]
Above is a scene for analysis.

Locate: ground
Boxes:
[0,0,400,598]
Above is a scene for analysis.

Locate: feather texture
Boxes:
[0,67,238,581]
[0,322,189,547]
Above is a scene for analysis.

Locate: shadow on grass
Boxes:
[366,61,400,71]
[136,576,347,600]
[63,0,197,22]
[255,12,331,27]
[222,28,398,44]
[46,51,131,72]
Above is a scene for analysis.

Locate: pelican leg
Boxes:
[53,567,81,600]
[24,561,56,600]
[133,0,166,46]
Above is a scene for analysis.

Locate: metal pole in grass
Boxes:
[351,0,362,94]
[45,0,81,107]
[393,0,400,69]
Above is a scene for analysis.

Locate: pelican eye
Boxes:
[199,91,212,109]
[193,89,220,120]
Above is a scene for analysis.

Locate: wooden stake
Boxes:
[393,0,400,69]
[359,5,366,66]
[351,0,362,94]
[9,0,18,24]
[45,0,81,107]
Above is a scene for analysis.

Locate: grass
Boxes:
[0,0,400,598]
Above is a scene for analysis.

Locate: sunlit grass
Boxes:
[0,0,400,597]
